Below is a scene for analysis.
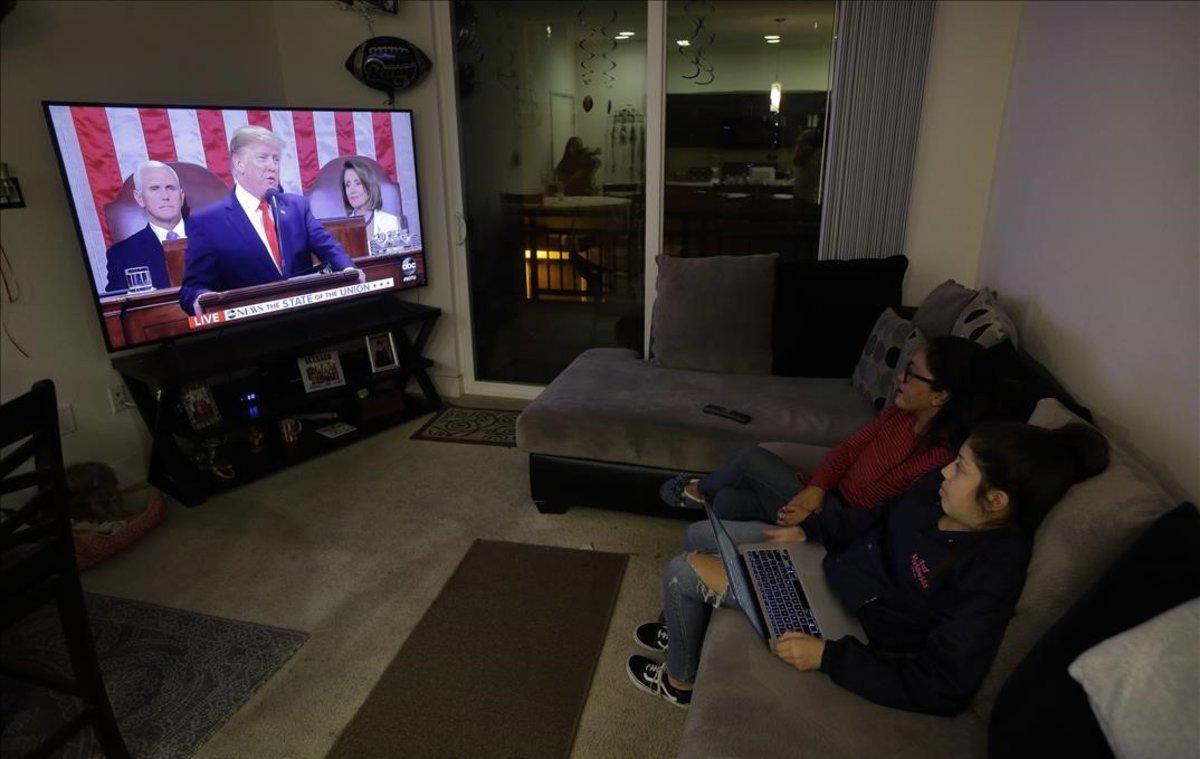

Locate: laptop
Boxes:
[703,500,865,644]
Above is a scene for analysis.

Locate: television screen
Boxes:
[43,102,427,351]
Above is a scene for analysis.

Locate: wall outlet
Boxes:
[58,404,78,435]
[108,385,132,414]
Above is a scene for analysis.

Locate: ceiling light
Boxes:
[620,31,635,36]
[766,39,781,44]
[676,39,691,47]
[764,34,780,40]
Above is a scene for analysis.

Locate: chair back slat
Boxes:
[0,381,70,548]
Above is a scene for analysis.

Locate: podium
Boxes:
[99,214,426,350]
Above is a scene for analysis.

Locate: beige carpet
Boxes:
[80,398,689,758]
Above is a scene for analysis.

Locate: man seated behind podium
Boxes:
[104,160,185,293]
[179,125,360,315]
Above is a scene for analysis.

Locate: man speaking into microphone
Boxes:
[179,125,362,316]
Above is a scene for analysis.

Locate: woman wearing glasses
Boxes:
[659,336,993,537]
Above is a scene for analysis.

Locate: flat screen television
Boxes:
[43,102,428,352]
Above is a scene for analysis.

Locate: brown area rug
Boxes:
[329,539,628,759]
[410,405,519,447]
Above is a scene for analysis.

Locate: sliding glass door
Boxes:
[664,1,835,262]
[451,1,648,385]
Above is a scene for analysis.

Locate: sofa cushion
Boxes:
[517,348,875,473]
[973,398,1177,715]
[773,255,909,377]
[650,253,777,375]
[913,279,977,337]
[679,610,987,758]
[988,502,1200,758]
[850,308,915,411]
[1069,597,1200,759]
[952,288,1020,349]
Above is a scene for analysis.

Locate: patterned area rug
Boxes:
[1,594,307,759]
[411,405,519,447]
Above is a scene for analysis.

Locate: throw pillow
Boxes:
[850,308,914,411]
[773,255,909,377]
[650,253,777,374]
[988,503,1200,759]
[1069,598,1200,759]
[973,398,1177,716]
[951,288,1020,349]
[912,279,977,337]
[887,327,928,407]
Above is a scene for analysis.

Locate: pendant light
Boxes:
[769,18,784,114]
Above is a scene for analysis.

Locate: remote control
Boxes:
[701,403,753,424]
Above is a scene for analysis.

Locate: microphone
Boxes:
[264,187,285,271]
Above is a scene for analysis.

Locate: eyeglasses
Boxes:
[903,362,936,386]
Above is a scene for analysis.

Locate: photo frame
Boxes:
[180,383,221,430]
[298,351,346,393]
[365,331,400,373]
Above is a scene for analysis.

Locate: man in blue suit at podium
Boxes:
[104,160,186,293]
[179,125,361,315]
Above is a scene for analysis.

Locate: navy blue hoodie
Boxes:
[802,470,1032,715]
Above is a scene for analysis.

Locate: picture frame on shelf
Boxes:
[297,351,346,393]
[180,383,221,430]
[366,331,400,373]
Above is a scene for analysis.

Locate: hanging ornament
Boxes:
[577,7,618,88]
[346,37,433,105]
[678,0,716,86]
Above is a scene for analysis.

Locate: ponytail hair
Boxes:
[968,421,1110,536]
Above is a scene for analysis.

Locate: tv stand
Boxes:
[112,294,442,506]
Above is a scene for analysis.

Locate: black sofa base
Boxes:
[529,453,703,519]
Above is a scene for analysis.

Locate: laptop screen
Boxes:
[703,501,769,639]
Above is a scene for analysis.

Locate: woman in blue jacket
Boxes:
[627,421,1109,714]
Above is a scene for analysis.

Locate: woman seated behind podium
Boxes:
[660,337,992,535]
[342,157,401,242]
[627,421,1109,714]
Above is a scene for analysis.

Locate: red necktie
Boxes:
[258,199,283,271]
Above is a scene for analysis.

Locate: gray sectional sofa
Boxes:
[517,255,910,516]
[515,255,1193,756]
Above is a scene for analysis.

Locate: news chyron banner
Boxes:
[188,278,394,329]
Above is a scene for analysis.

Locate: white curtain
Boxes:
[818,0,936,261]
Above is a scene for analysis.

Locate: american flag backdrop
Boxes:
[46,104,421,293]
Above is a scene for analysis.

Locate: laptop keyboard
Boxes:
[745,549,823,638]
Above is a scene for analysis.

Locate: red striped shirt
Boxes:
[809,406,955,510]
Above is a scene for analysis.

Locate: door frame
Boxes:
[432,1,667,400]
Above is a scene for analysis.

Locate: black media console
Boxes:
[112,294,442,506]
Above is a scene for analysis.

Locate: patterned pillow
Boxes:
[952,288,1020,349]
[851,308,916,410]
[887,326,929,406]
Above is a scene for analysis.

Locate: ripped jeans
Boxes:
[662,551,744,684]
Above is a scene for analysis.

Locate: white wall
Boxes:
[978,0,1199,501]
[903,0,1023,304]
[0,0,465,486]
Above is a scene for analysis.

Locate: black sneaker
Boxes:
[634,621,669,652]
[659,474,704,510]
[626,654,691,708]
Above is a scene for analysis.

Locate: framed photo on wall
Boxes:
[298,351,346,393]
[366,332,399,373]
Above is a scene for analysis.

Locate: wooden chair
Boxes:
[1,380,129,758]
